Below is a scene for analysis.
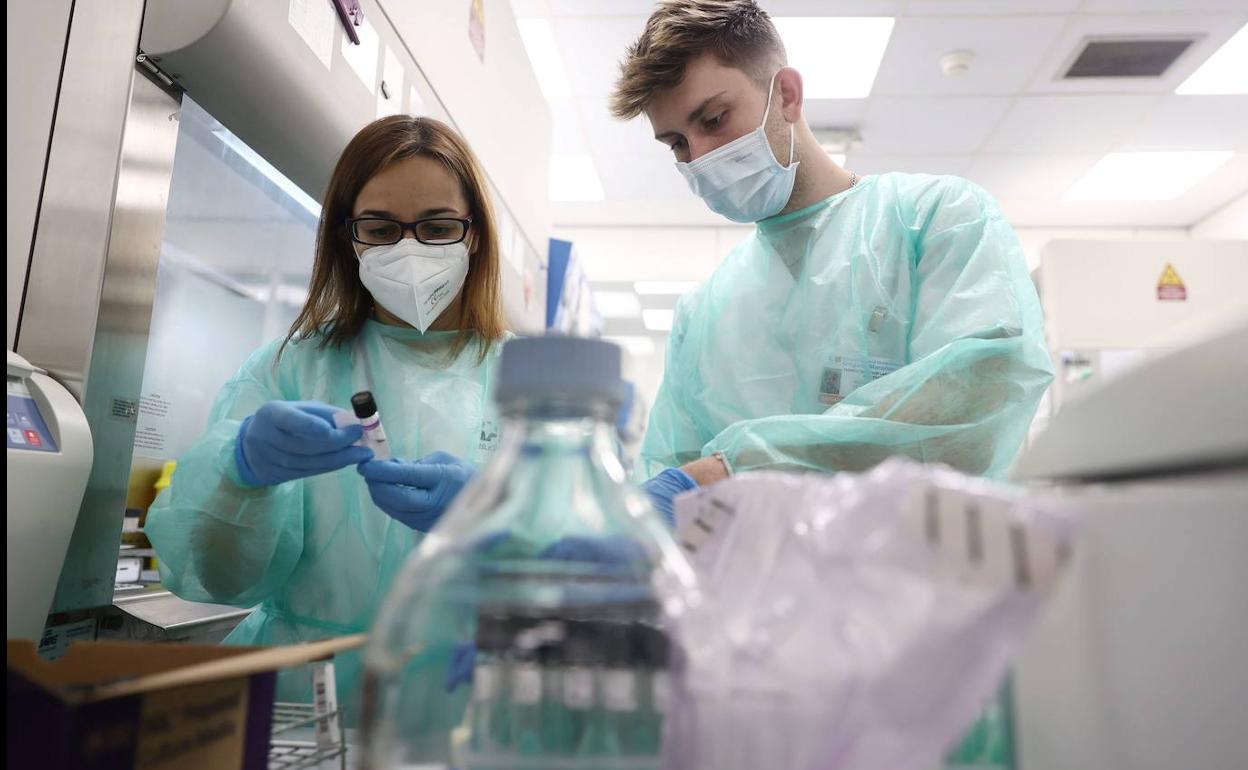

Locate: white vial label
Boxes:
[651,672,670,714]
[563,667,594,709]
[473,663,500,701]
[603,669,637,711]
[512,664,541,704]
[361,417,390,460]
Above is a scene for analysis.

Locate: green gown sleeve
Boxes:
[700,179,1054,479]
[639,302,707,478]
[145,341,306,606]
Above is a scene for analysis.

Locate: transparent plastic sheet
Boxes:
[668,458,1075,770]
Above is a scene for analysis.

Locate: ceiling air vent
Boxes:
[1063,37,1198,78]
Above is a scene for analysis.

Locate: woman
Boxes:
[146,115,508,719]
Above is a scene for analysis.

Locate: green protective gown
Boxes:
[145,321,506,724]
[642,173,1054,480]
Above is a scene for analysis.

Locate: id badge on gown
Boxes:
[818,355,902,405]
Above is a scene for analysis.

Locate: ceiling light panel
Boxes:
[605,335,657,357]
[517,18,572,101]
[549,154,606,201]
[642,309,675,332]
[593,290,643,318]
[1176,23,1248,95]
[635,281,697,295]
[1064,150,1234,201]
[772,17,896,99]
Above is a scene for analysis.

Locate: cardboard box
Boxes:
[7,634,366,770]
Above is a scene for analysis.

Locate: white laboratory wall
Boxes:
[6,0,74,349]
[1040,239,1248,351]
[379,0,552,263]
[1040,238,1248,412]
[1190,191,1248,240]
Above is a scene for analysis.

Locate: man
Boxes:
[618,0,1054,494]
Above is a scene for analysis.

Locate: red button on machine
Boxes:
[24,430,41,447]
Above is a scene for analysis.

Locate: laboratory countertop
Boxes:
[111,583,252,632]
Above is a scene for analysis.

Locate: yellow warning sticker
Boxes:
[1157,263,1186,301]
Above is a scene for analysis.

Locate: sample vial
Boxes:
[351,391,391,460]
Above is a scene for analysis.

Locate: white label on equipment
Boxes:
[512,664,542,704]
[473,664,500,701]
[651,672,670,714]
[563,667,594,709]
[312,660,342,749]
[603,670,637,711]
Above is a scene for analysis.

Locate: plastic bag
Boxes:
[669,458,1074,770]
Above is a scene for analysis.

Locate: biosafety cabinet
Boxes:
[7,0,551,645]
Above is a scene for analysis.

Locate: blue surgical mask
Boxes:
[675,74,798,223]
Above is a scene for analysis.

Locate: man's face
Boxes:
[645,52,777,165]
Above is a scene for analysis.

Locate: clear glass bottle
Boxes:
[359,337,699,770]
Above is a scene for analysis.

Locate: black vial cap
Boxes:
[351,391,378,419]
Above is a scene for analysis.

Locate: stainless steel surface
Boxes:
[111,587,251,631]
[97,584,251,644]
[38,59,183,613]
[6,0,74,349]
[15,0,148,398]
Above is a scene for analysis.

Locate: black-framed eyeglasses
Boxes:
[346,216,473,246]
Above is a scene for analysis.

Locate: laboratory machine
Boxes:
[1011,314,1248,770]
[6,351,92,641]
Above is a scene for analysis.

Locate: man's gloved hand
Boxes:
[235,401,372,487]
[641,467,699,527]
[357,451,476,532]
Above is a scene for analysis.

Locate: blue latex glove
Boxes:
[539,534,648,565]
[235,401,372,487]
[641,467,699,527]
[356,451,476,532]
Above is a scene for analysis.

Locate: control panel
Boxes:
[7,377,59,452]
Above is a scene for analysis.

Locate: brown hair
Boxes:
[280,115,506,363]
[611,0,786,120]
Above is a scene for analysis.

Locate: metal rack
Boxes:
[268,701,347,769]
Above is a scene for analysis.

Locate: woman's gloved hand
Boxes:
[641,467,699,527]
[235,401,373,487]
[357,451,476,532]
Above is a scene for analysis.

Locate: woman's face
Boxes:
[350,155,472,258]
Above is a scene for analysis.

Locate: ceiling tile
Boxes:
[860,96,1011,154]
[803,99,870,129]
[549,99,588,153]
[983,95,1162,153]
[764,0,902,13]
[577,94,666,157]
[509,0,550,17]
[546,0,660,16]
[593,153,691,200]
[1118,95,1248,152]
[903,0,1082,14]
[964,154,1102,201]
[873,16,1067,96]
[996,153,1248,227]
[848,154,972,176]
[553,17,649,97]
[1026,13,1246,94]
[1079,0,1248,12]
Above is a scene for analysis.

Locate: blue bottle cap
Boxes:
[496,336,629,410]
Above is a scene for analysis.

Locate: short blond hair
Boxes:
[611,0,786,120]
